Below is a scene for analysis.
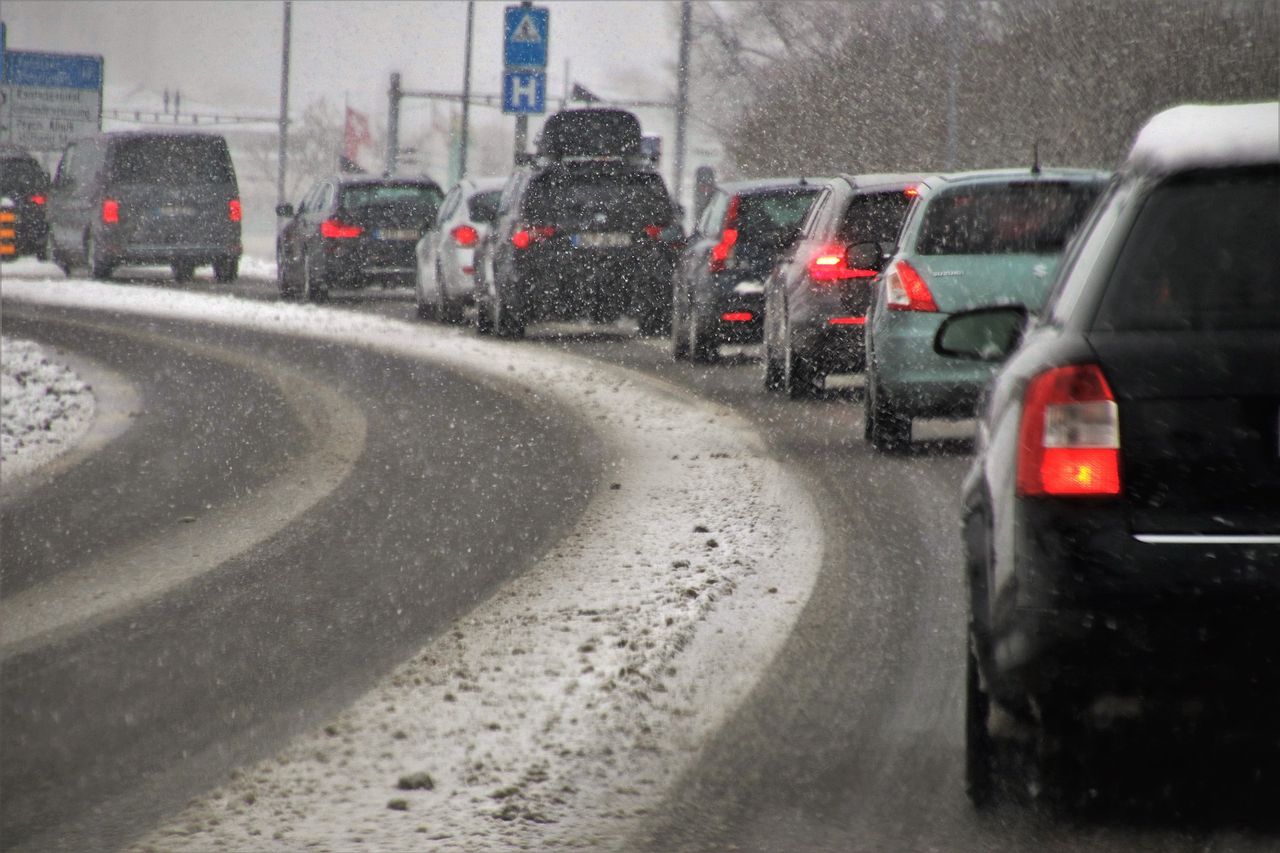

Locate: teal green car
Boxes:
[863,168,1109,451]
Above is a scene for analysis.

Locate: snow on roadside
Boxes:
[1,336,96,481]
[3,279,822,852]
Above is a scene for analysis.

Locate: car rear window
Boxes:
[838,190,912,245]
[342,183,443,214]
[916,180,1100,255]
[1093,168,1279,332]
[1,157,48,194]
[523,171,671,226]
[109,136,235,184]
[735,189,819,241]
[467,189,502,223]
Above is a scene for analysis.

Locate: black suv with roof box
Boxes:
[46,131,242,282]
[475,109,677,337]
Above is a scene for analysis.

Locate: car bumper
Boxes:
[992,498,1280,703]
[870,310,997,416]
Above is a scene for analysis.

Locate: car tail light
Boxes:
[644,224,663,240]
[320,218,362,238]
[512,225,555,249]
[904,185,919,198]
[228,198,242,222]
[708,195,741,273]
[451,224,479,247]
[884,259,938,312]
[721,311,754,322]
[1016,364,1121,497]
[101,199,120,224]
[30,194,47,206]
[828,316,866,326]
[807,244,878,283]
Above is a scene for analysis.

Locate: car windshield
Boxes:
[916,181,1101,255]
[109,136,235,184]
[1094,167,1279,332]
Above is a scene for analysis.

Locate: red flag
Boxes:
[343,107,373,165]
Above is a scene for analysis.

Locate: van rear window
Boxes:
[1094,168,1279,332]
[110,136,235,185]
[523,171,671,226]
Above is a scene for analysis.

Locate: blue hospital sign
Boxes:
[502,70,546,115]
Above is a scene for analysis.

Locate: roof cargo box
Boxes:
[537,108,642,160]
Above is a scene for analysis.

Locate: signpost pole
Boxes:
[503,2,548,164]
[674,0,691,204]
[277,0,292,210]
[460,0,475,178]
[386,72,401,176]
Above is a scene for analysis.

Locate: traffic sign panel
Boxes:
[0,48,103,151]
[502,70,546,115]
[503,6,549,68]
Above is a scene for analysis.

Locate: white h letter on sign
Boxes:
[511,75,538,110]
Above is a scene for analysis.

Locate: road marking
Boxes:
[0,321,368,659]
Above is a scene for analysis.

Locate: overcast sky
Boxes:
[3,1,681,127]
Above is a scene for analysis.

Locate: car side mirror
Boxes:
[276,203,294,218]
[846,241,884,272]
[934,305,1030,362]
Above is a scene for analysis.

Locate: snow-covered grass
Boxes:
[1,336,96,480]
[3,278,823,852]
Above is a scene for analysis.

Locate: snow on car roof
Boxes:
[1127,101,1279,174]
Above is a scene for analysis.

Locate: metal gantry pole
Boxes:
[460,1,475,178]
[277,0,292,209]
[673,0,692,204]
[386,72,402,176]
[945,0,959,170]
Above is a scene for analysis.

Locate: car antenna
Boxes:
[1031,140,1042,176]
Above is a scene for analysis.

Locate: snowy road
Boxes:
[2,267,1276,852]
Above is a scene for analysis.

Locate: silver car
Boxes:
[415,176,506,323]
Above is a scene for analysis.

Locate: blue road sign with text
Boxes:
[502,70,546,114]
[503,6,549,68]
[3,49,103,89]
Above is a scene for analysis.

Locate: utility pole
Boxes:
[277,0,292,209]
[945,0,959,170]
[460,1,475,178]
[386,72,402,176]
[673,0,692,204]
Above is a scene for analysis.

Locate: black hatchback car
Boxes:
[476,109,677,338]
[937,102,1280,806]
[671,178,821,364]
[0,145,50,261]
[760,174,920,395]
[276,175,443,301]
[46,131,242,282]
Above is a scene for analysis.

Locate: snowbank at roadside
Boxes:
[1,336,96,481]
[3,279,822,852]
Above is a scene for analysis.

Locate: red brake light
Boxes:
[828,316,866,326]
[721,311,754,323]
[885,259,938,312]
[30,194,46,206]
[321,218,362,238]
[512,225,555,249]
[101,199,119,224]
[1016,364,1121,497]
[228,198,242,222]
[644,224,663,240]
[708,195,741,273]
[451,224,479,247]
[807,243,878,283]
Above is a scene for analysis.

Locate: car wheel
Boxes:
[493,295,525,339]
[416,285,437,320]
[171,260,196,283]
[763,334,785,392]
[278,251,296,300]
[966,640,996,810]
[474,293,494,335]
[866,369,911,450]
[213,256,239,283]
[48,234,71,276]
[671,284,690,361]
[689,301,718,364]
[782,311,816,398]
[85,233,114,280]
[303,254,328,303]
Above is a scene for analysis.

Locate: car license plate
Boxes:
[377,228,419,241]
[158,206,196,218]
[573,232,630,248]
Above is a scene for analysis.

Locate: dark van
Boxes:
[47,131,242,282]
